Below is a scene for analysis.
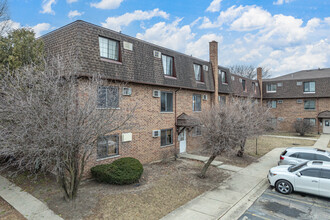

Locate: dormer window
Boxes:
[194,64,203,81]
[99,37,120,61]
[162,54,175,77]
[303,82,315,93]
[220,70,228,84]
[242,79,246,92]
[266,84,277,93]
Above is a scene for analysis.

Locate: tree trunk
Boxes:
[199,155,216,179]
[237,139,246,157]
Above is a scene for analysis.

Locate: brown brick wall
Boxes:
[265,98,330,133]
[79,80,213,175]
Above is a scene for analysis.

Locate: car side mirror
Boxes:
[296,172,301,177]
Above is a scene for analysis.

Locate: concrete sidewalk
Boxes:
[313,134,330,149]
[161,148,284,220]
[263,135,318,141]
[0,175,63,220]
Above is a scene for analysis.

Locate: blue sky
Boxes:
[5,0,330,77]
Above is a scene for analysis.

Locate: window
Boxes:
[297,153,315,160]
[231,76,235,81]
[300,168,321,178]
[297,81,302,86]
[161,91,173,112]
[99,37,120,61]
[270,118,277,126]
[266,84,277,93]
[162,54,174,76]
[219,96,226,105]
[289,153,299,158]
[97,135,119,159]
[220,70,228,84]
[97,86,119,108]
[268,100,277,108]
[277,82,283,87]
[252,82,256,94]
[315,155,330,162]
[304,100,315,110]
[193,94,201,111]
[161,129,173,146]
[192,126,202,136]
[242,79,246,91]
[278,100,283,104]
[194,64,203,81]
[297,99,303,104]
[304,118,316,126]
[321,169,330,179]
[304,82,315,93]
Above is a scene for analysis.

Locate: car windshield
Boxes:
[289,161,308,172]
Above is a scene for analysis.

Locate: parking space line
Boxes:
[264,192,330,210]
[245,211,272,220]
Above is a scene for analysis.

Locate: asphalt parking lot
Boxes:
[239,187,330,220]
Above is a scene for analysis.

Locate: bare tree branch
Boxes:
[0,56,136,200]
[229,65,271,79]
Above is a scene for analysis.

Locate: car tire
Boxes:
[275,180,293,195]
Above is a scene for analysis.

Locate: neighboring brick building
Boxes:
[42,20,329,171]
[263,69,330,134]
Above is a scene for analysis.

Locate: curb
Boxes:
[218,178,269,220]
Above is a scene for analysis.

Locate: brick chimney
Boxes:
[209,41,219,105]
[257,67,263,104]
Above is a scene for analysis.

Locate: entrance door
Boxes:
[323,119,330,134]
[178,129,186,153]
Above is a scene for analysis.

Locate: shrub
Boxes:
[91,157,143,185]
[294,120,313,136]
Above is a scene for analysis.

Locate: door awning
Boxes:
[318,111,330,119]
[176,113,200,127]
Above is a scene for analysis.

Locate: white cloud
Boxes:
[32,23,51,37]
[40,0,57,15]
[101,8,169,31]
[0,20,21,36]
[68,10,84,19]
[230,7,272,31]
[200,5,247,29]
[0,20,52,37]
[90,0,123,10]
[136,18,195,52]
[206,0,222,12]
[67,0,78,3]
[186,34,223,58]
[273,0,294,5]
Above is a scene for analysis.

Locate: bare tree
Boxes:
[0,0,9,36]
[0,57,136,200]
[229,65,271,79]
[294,120,313,136]
[198,98,272,178]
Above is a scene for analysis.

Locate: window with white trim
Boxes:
[194,64,203,81]
[304,82,315,93]
[266,84,277,92]
[304,118,316,126]
[97,86,119,108]
[99,37,120,61]
[268,100,277,108]
[162,54,174,76]
[161,91,173,112]
[161,129,173,146]
[97,135,119,159]
[193,94,201,111]
[192,126,202,136]
[304,100,315,110]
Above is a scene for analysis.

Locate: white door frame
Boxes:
[179,129,186,153]
[323,119,330,134]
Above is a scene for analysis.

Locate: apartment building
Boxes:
[263,69,330,134]
[42,20,329,170]
[42,20,260,169]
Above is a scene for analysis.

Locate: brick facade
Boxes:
[42,20,330,175]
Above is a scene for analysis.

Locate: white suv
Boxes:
[268,161,330,198]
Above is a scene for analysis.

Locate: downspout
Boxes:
[317,98,320,134]
[174,88,181,158]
